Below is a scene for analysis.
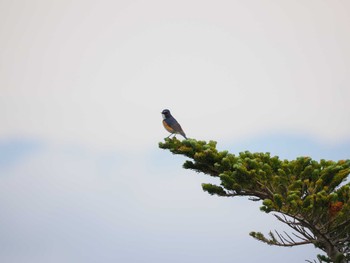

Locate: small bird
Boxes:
[161,109,187,139]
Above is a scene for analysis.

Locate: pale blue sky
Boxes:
[0,138,349,263]
[0,0,349,262]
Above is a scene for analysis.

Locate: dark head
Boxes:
[161,109,172,119]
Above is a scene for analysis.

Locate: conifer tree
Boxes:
[159,138,350,263]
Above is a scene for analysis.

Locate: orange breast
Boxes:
[163,120,175,133]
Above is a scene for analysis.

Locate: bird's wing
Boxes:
[168,118,186,138]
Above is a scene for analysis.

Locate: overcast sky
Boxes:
[0,1,350,262]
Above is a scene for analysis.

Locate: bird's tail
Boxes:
[180,131,187,140]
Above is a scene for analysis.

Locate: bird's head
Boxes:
[161,109,171,119]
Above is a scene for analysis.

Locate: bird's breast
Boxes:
[162,120,175,133]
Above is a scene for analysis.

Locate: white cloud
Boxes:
[0,0,349,150]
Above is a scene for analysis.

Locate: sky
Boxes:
[0,0,349,262]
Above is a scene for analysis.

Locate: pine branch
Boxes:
[159,138,350,262]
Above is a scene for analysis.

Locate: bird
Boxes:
[161,109,187,139]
